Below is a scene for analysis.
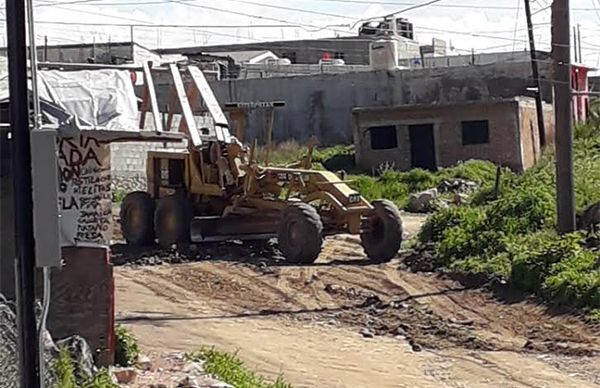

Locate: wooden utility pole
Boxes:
[577,24,582,63]
[130,25,135,61]
[6,0,41,384]
[572,26,578,62]
[552,0,576,233]
[524,0,546,146]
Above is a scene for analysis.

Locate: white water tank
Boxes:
[370,39,399,70]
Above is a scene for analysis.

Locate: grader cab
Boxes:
[120,63,403,263]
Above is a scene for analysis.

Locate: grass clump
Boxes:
[115,325,140,367]
[187,348,292,388]
[53,347,118,388]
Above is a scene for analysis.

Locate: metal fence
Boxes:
[0,294,61,387]
[0,294,19,387]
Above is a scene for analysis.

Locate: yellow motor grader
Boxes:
[120,64,402,263]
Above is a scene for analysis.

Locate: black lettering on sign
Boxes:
[58,135,112,245]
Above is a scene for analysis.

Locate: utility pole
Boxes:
[577,24,582,63]
[572,26,578,62]
[524,0,546,146]
[130,25,135,62]
[552,0,576,234]
[43,35,48,62]
[6,0,40,385]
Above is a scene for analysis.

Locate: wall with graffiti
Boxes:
[58,135,112,247]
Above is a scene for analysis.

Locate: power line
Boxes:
[511,0,522,52]
[34,21,300,28]
[29,0,600,11]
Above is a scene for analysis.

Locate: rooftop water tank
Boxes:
[370,39,398,70]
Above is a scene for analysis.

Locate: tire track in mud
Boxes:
[114,213,600,387]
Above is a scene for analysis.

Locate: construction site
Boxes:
[1,0,600,387]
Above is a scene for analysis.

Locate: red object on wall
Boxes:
[130,70,137,84]
[322,52,332,61]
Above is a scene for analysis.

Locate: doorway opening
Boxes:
[408,123,436,171]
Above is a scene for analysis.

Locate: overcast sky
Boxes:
[1,0,599,68]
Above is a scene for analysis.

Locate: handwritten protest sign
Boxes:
[58,135,112,247]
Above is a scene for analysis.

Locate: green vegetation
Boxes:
[115,325,140,367]
[419,118,600,312]
[53,347,118,388]
[53,347,77,388]
[112,189,128,204]
[187,348,292,388]
[351,160,500,209]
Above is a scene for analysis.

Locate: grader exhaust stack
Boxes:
[121,63,403,263]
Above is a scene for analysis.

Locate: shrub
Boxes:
[313,145,355,172]
[485,185,555,234]
[419,207,486,244]
[53,347,118,388]
[187,348,292,388]
[450,252,512,278]
[438,160,499,184]
[82,369,119,388]
[53,347,77,388]
[508,232,582,293]
[115,325,140,367]
[396,168,437,193]
[543,250,600,308]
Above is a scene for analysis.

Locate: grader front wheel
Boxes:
[360,199,403,262]
[277,203,323,264]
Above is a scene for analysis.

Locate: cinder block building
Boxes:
[352,97,554,172]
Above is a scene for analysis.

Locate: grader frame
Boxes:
[121,62,403,263]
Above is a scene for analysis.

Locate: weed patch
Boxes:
[115,325,140,367]
[418,120,600,311]
[53,347,118,388]
[187,348,292,388]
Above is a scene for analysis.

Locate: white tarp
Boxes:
[0,69,139,133]
[37,69,139,132]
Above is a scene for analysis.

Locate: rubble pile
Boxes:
[111,239,286,267]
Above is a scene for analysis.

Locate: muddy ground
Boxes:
[114,213,600,387]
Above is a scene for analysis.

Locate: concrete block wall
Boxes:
[110,141,186,192]
[150,61,553,147]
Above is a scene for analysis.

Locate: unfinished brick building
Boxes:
[352,97,554,172]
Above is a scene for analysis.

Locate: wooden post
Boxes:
[552,0,576,233]
[265,107,275,166]
[524,0,547,146]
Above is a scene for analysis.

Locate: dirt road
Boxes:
[115,214,600,387]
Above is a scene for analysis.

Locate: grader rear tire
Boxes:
[120,191,155,246]
[277,203,323,264]
[360,199,403,262]
[154,195,192,249]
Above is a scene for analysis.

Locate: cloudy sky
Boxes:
[1,0,599,68]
